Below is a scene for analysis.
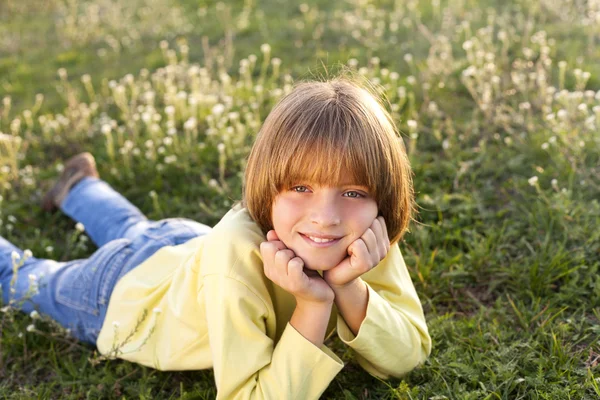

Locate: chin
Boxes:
[297,252,345,271]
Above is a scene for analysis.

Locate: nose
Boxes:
[309,193,341,227]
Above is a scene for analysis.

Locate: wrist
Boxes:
[295,297,334,312]
[329,277,365,293]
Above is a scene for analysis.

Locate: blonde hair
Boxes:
[242,77,414,244]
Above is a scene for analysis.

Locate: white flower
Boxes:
[260,43,271,54]
[541,143,549,150]
[407,120,418,130]
[403,53,413,63]
[101,124,112,135]
[30,310,40,319]
[11,251,20,261]
[528,176,539,186]
[462,40,473,51]
[23,249,32,259]
[75,222,85,232]
[28,274,37,282]
[45,246,54,253]
[211,104,225,116]
[26,324,35,332]
[551,179,558,189]
[165,106,175,116]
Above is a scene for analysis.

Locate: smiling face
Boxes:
[271,180,378,270]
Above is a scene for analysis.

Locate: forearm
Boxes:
[290,301,333,347]
[331,278,369,336]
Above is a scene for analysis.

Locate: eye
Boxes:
[343,191,364,198]
[291,185,310,193]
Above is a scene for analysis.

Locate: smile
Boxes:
[300,233,342,247]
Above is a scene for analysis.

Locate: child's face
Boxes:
[271,180,378,271]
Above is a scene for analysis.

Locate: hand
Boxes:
[323,216,390,289]
[260,230,335,305]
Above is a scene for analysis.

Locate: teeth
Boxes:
[307,236,335,243]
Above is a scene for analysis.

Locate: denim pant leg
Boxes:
[0,235,134,344]
[60,177,153,246]
[0,178,212,345]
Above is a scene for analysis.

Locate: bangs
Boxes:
[269,101,382,198]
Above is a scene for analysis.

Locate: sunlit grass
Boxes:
[0,0,599,398]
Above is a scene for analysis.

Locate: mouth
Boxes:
[299,233,342,248]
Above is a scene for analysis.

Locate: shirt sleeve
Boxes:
[203,273,343,400]
[336,245,432,379]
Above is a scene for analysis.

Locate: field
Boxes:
[1,0,600,398]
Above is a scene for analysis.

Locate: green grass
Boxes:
[1,0,600,398]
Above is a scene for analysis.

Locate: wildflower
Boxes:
[347,59,358,68]
[26,324,35,332]
[271,58,282,67]
[101,124,112,135]
[212,104,225,116]
[403,53,413,63]
[11,251,20,262]
[75,222,85,232]
[165,106,175,116]
[260,43,271,54]
[30,310,40,319]
[407,120,418,131]
[406,76,416,85]
[528,176,538,186]
[28,274,37,282]
[551,179,558,189]
[23,249,32,259]
[462,40,473,51]
[45,246,54,253]
[541,143,549,150]
[164,155,177,164]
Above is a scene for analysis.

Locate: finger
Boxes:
[360,228,378,261]
[348,239,371,272]
[370,218,388,260]
[267,229,281,242]
[378,216,390,246]
[274,249,296,275]
[260,241,278,262]
[287,257,306,291]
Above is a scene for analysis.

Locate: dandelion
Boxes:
[101,124,112,135]
[165,106,175,116]
[551,179,558,190]
[45,246,54,253]
[403,53,413,63]
[30,310,40,319]
[260,43,271,54]
[164,155,177,164]
[541,142,549,150]
[406,76,416,85]
[212,104,225,116]
[528,176,538,186]
[75,222,85,232]
[23,249,32,259]
[11,251,20,262]
[26,324,35,332]
[407,120,418,131]
[462,40,473,51]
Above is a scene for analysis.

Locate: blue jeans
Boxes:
[0,177,211,344]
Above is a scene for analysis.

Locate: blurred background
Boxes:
[0,0,599,398]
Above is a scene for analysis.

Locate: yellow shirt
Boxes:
[97,205,431,399]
